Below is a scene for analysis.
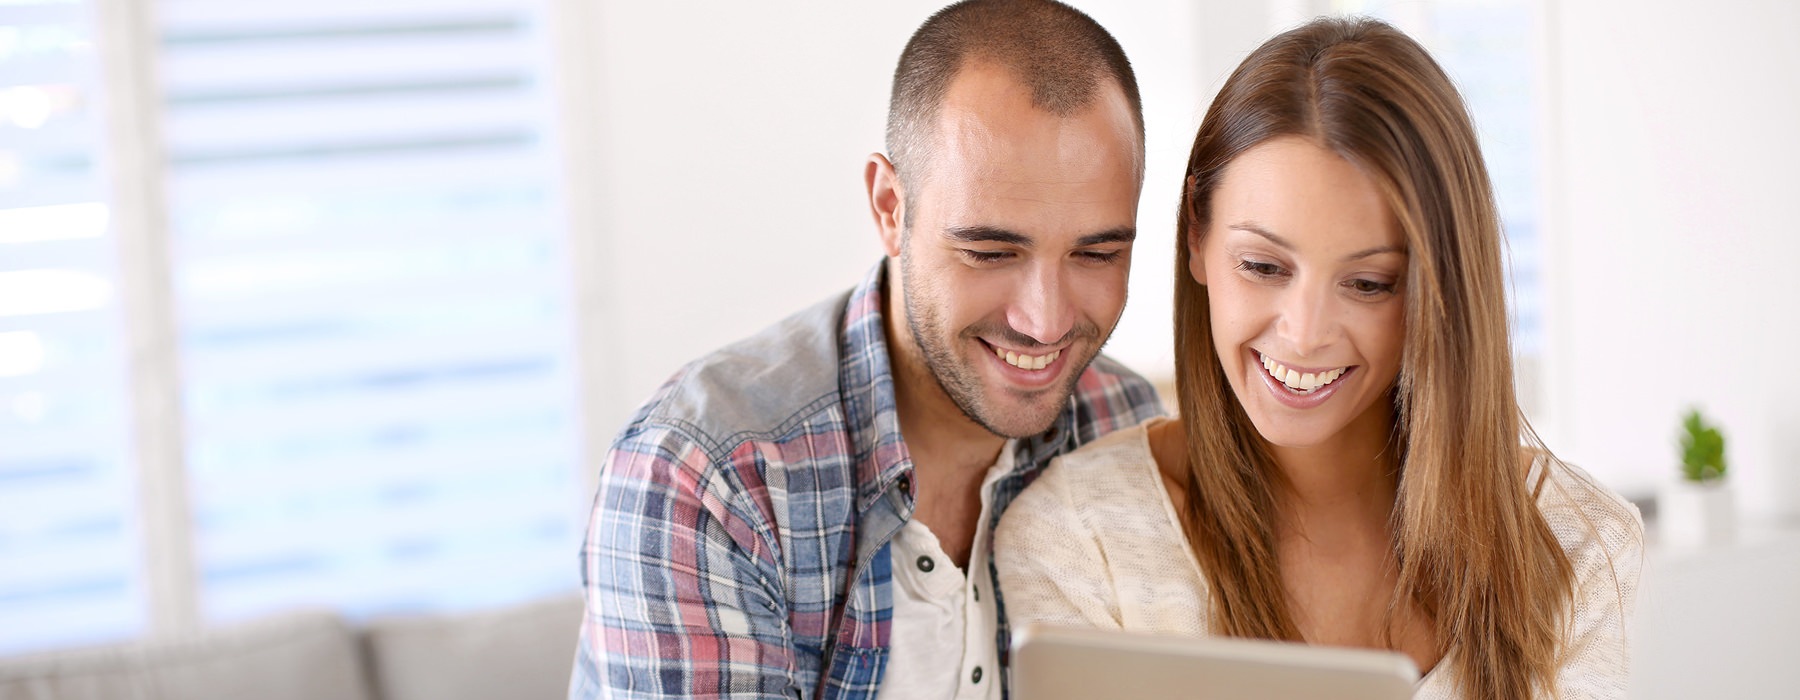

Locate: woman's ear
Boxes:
[1184,175,1208,286]
[1187,228,1208,287]
[865,153,905,257]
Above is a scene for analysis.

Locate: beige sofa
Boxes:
[0,594,582,700]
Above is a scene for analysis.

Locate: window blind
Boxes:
[0,0,147,654]
[158,0,586,623]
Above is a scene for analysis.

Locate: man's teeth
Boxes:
[1260,354,1346,394]
[996,346,1060,370]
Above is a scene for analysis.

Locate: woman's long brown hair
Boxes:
[1172,17,1573,699]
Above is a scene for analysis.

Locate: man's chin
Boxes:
[970,397,1066,440]
[971,367,1089,438]
[937,347,1090,438]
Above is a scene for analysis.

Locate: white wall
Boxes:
[582,1,1216,442]
[1545,0,1800,519]
[571,1,1799,691]
[580,1,1800,523]
[1632,532,1800,698]
[584,3,920,441]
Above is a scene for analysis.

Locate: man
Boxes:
[571,2,1162,698]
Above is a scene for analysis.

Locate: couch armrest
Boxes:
[0,611,374,700]
[361,593,582,700]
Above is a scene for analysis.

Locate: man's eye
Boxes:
[961,250,1011,264]
[1078,250,1123,264]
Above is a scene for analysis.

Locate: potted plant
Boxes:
[1659,407,1735,547]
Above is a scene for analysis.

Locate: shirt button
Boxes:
[916,556,935,573]
[897,477,911,495]
[972,585,980,601]
[971,666,984,684]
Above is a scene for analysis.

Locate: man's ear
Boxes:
[865,153,905,257]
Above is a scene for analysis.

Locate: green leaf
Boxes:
[1677,407,1727,483]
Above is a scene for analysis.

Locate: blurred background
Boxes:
[1,0,1796,697]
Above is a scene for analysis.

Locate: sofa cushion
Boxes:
[361,593,582,700]
[0,611,373,700]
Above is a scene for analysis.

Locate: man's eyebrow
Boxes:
[943,226,1031,246]
[1076,227,1136,247]
[942,226,1137,248]
[1228,221,1403,261]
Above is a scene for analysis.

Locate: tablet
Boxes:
[1010,624,1420,700]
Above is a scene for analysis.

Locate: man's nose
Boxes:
[1006,262,1076,346]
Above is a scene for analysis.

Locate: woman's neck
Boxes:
[1266,403,1401,531]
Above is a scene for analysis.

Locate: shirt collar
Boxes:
[839,261,910,513]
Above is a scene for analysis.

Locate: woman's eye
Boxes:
[1347,278,1397,296]
[1235,259,1284,278]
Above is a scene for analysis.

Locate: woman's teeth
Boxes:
[1261,354,1346,394]
[996,347,1060,370]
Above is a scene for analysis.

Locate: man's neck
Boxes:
[889,327,1015,475]
[894,374,1006,570]
[881,266,1009,473]
[883,281,1007,569]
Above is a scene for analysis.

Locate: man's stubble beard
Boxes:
[898,242,1102,440]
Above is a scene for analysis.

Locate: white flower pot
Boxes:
[1659,480,1736,548]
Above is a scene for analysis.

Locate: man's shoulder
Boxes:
[624,290,854,455]
[1067,353,1166,443]
[1083,353,1155,391]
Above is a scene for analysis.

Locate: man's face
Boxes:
[891,62,1141,439]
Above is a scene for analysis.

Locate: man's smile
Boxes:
[991,344,1062,371]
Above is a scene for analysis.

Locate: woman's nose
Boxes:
[1274,283,1339,359]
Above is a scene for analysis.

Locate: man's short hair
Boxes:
[885,0,1146,193]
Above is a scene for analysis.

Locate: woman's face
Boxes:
[1190,135,1407,451]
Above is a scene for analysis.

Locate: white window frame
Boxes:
[95,0,197,639]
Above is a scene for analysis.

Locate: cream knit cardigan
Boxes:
[994,418,1644,699]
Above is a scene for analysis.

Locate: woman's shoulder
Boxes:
[1530,456,1646,572]
[1004,417,1171,531]
[1029,418,1169,503]
[998,416,1211,634]
[1061,416,1163,470]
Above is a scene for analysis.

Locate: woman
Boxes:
[994,16,1642,700]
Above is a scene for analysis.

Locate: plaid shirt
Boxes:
[571,262,1163,700]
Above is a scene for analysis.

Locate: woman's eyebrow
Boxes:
[1229,221,1404,260]
[1229,221,1293,250]
[1344,244,1405,261]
